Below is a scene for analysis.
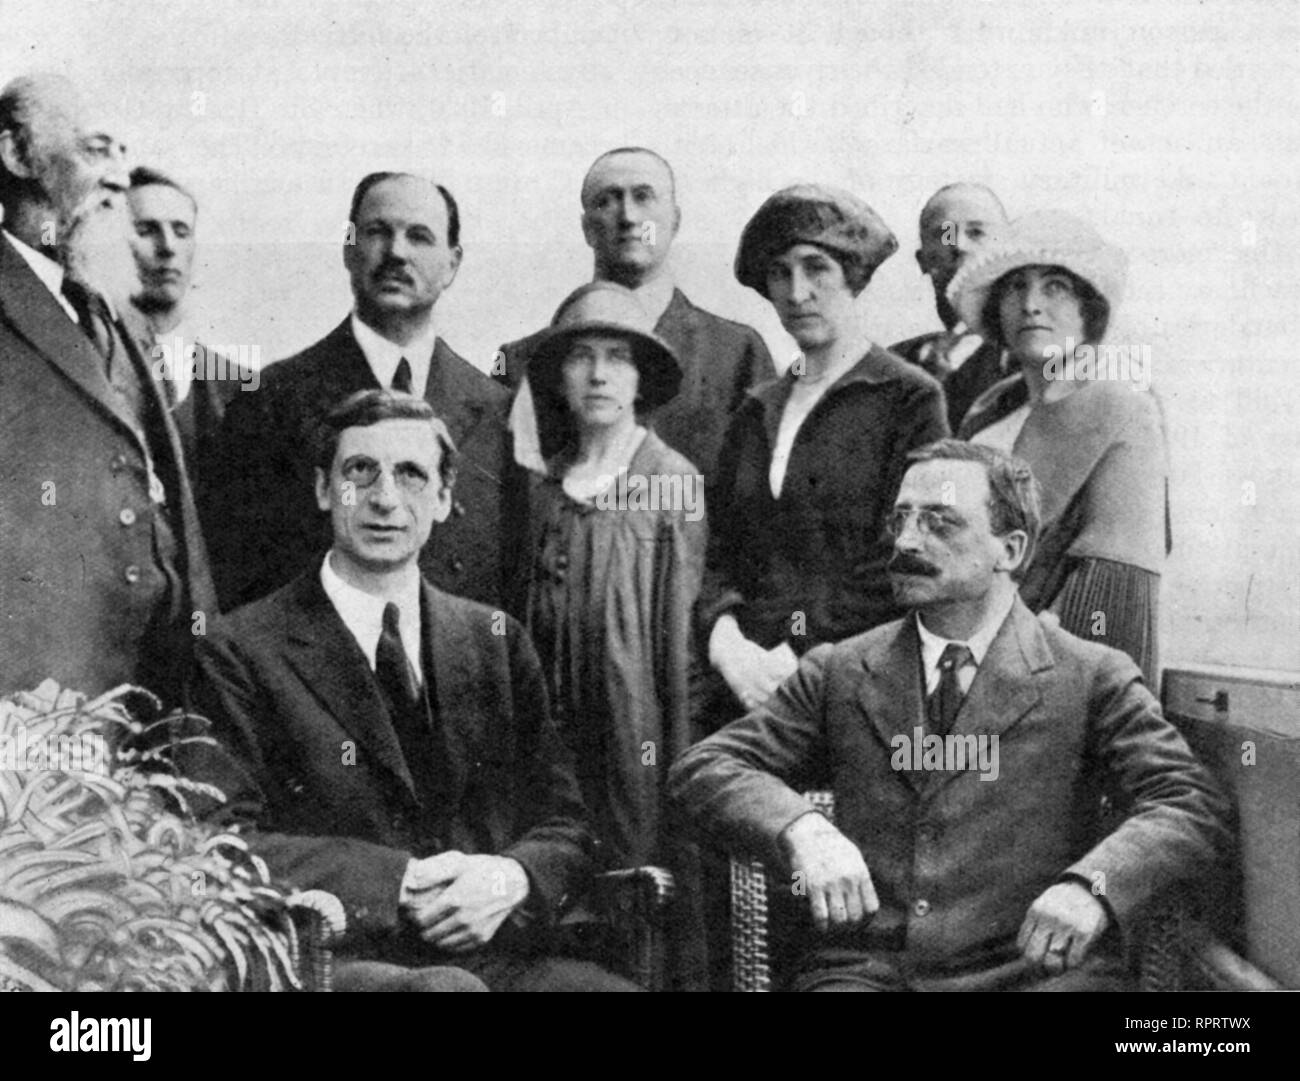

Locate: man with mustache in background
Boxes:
[0,72,215,702]
[672,440,1229,991]
[206,172,519,612]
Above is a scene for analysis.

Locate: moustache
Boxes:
[888,553,940,578]
[372,263,413,284]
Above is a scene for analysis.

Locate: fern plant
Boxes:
[0,680,305,991]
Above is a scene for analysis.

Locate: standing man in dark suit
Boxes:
[124,165,253,498]
[671,440,1230,991]
[206,172,516,612]
[0,73,214,701]
[184,390,638,991]
[497,147,773,481]
[891,183,1010,431]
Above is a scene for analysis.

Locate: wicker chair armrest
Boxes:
[592,866,676,913]
[1137,889,1278,991]
[287,889,347,992]
[730,790,833,992]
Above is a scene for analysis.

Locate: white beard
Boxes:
[59,196,141,309]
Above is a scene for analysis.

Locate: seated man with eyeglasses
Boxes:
[179,389,639,991]
[670,439,1230,991]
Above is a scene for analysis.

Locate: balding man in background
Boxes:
[205,171,518,612]
[496,146,773,482]
[891,183,1009,431]
[0,72,214,702]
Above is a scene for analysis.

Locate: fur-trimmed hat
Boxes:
[948,210,1128,338]
[734,183,898,296]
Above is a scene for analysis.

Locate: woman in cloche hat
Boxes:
[699,184,948,716]
[954,210,1169,685]
[521,280,707,990]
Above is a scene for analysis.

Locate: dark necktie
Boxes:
[61,277,115,367]
[392,357,413,394]
[375,602,438,792]
[927,643,973,737]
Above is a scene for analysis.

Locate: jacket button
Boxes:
[452,500,466,518]
[913,898,931,917]
[450,557,464,574]
[123,564,142,584]
[555,553,569,570]
[119,508,137,527]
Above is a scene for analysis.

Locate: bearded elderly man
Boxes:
[670,440,1230,991]
[183,390,639,991]
[0,73,214,702]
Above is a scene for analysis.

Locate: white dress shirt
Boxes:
[350,312,437,398]
[3,229,79,322]
[915,588,1017,696]
[139,313,221,406]
[768,345,872,498]
[320,553,423,681]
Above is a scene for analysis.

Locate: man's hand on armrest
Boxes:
[1016,880,1111,974]
[400,852,531,954]
[779,812,879,933]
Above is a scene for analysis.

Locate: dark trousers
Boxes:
[335,953,641,993]
[788,949,1133,992]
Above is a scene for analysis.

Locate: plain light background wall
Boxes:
[5,0,1297,671]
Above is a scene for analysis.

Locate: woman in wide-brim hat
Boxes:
[699,184,948,714]
[521,280,708,990]
[953,209,1169,685]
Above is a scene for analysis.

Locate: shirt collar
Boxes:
[617,272,675,324]
[350,311,438,397]
[319,552,423,680]
[4,229,74,318]
[132,310,205,404]
[915,587,1017,675]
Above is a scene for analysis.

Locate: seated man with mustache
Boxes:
[671,440,1230,991]
[0,72,214,704]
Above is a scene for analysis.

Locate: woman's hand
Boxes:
[709,616,800,711]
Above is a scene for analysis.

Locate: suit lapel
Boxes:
[420,581,470,808]
[0,236,145,447]
[856,618,928,792]
[280,574,418,801]
[425,338,488,447]
[318,319,381,399]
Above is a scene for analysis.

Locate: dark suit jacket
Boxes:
[182,571,595,957]
[698,346,948,655]
[670,598,1231,975]
[890,330,1007,433]
[0,234,215,698]
[496,288,774,482]
[203,319,520,612]
[119,305,246,500]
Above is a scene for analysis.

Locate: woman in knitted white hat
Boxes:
[952,210,1169,686]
